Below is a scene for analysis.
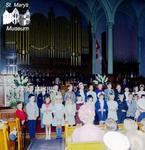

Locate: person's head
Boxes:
[17,101,23,110]
[28,84,34,93]
[89,84,94,91]
[103,131,130,150]
[139,84,144,91]
[128,93,133,100]
[109,93,115,101]
[124,87,129,93]
[78,104,95,124]
[79,82,84,90]
[98,92,105,101]
[28,94,35,103]
[123,119,138,132]
[119,93,124,101]
[53,84,59,91]
[133,86,139,92]
[107,82,112,89]
[41,87,46,94]
[116,84,121,92]
[105,118,117,131]
[97,83,103,90]
[44,95,51,104]
[76,95,83,103]
[133,94,138,101]
[67,84,73,91]
[87,95,93,103]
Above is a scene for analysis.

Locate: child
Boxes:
[126,93,137,120]
[95,92,108,124]
[124,87,130,100]
[117,93,128,123]
[41,95,53,140]
[75,95,84,125]
[26,94,39,140]
[138,84,145,98]
[15,101,27,125]
[87,85,97,104]
[52,95,65,138]
[104,82,114,101]
[64,98,76,126]
[86,95,95,111]
[107,94,118,122]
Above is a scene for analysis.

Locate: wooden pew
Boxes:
[0,125,10,150]
[67,141,107,150]
[8,118,24,150]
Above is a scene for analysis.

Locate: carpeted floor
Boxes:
[27,138,65,150]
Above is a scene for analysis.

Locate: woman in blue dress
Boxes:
[117,93,128,123]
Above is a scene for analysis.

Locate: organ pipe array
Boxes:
[3,8,89,68]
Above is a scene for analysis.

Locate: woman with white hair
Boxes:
[71,104,104,142]
[103,131,130,150]
[123,118,145,150]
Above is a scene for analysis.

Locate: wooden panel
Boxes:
[0,109,16,120]
[0,76,5,106]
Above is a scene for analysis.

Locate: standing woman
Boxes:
[41,95,53,140]
[107,93,118,122]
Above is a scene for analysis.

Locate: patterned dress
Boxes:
[41,103,53,125]
[107,100,118,121]
[65,103,76,125]
[52,103,65,126]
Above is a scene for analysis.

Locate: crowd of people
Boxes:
[15,80,145,144]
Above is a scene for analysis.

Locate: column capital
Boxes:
[107,22,114,29]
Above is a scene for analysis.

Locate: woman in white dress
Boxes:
[52,95,65,138]
[41,95,53,140]
[64,98,76,126]
[107,93,118,121]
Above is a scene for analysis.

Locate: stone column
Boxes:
[138,36,142,76]
[107,22,114,74]
[92,32,97,74]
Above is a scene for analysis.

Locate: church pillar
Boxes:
[92,32,97,74]
[0,14,2,73]
[107,22,114,74]
[138,36,142,76]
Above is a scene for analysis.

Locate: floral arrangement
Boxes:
[6,74,30,108]
[93,74,108,85]
[13,74,29,87]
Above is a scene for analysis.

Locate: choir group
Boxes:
[15,81,145,141]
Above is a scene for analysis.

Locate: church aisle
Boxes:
[27,138,65,150]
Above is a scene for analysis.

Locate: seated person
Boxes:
[71,104,104,143]
[103,131,130,150]
[105,118,117,131]
[123,119,138,132]
[137,98,145,122]
[123,119,145,150]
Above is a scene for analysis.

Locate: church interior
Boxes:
[0,0,145,150]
